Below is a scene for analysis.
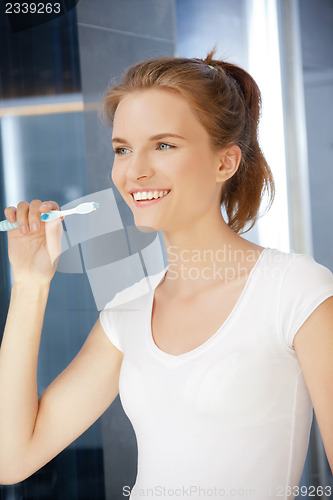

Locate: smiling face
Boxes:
[111,88,227,233]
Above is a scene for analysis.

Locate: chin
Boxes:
[133,215,167,233]
[135,225,159,233]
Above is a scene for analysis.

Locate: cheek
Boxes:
[111,165,133,207]
[177,154,213,189]
[111,164,123,190]
[111,167,116,185]
[171,151,199,179]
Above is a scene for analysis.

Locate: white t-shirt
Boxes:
[99,247,333,500]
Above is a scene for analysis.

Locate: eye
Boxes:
[114,147,130,155]
[157,143,175,151]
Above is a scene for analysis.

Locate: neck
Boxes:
[161,213,261,296]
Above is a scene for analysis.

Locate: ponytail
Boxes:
[200,47,275,233]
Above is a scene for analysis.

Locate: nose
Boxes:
[126,151,155,181]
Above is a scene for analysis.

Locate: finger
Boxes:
[39,201,61,212]
[16,201,30,234]
[4,206,17,223]
[27,199,43,233]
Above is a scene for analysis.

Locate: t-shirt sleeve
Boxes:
[279,254,333,349]
[99,297,123,352]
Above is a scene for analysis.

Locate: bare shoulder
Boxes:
[234,237,265,256]
[243,241,265,255]
[293,295,333,473]
[234,240,266,274]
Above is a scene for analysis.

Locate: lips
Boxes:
[130,189,171,207]
[131,190,170,201]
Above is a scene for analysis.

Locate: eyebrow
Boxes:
[111,133,187,144]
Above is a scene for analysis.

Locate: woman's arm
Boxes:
[0,199,123,484]
[0,287,122,485]
[0,282,50,481]
[293,296,333,474]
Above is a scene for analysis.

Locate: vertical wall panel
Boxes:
[299,0,333,271]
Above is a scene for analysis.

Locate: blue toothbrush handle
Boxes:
[0,220,19,231]
[0,203,96,231]
[0,211,57,231]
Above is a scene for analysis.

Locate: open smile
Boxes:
[131,190,171,206]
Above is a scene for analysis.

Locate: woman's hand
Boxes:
[4,200,64,286]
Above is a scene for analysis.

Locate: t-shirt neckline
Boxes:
[146,246,270,363]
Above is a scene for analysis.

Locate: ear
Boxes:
[215,145,242,183]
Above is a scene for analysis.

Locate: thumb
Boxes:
[44,218,64,270]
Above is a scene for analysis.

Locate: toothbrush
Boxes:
[0,202,99,231]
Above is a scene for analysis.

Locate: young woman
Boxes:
[1,48,333,499]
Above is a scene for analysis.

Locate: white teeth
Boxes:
[132,190,169,201]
